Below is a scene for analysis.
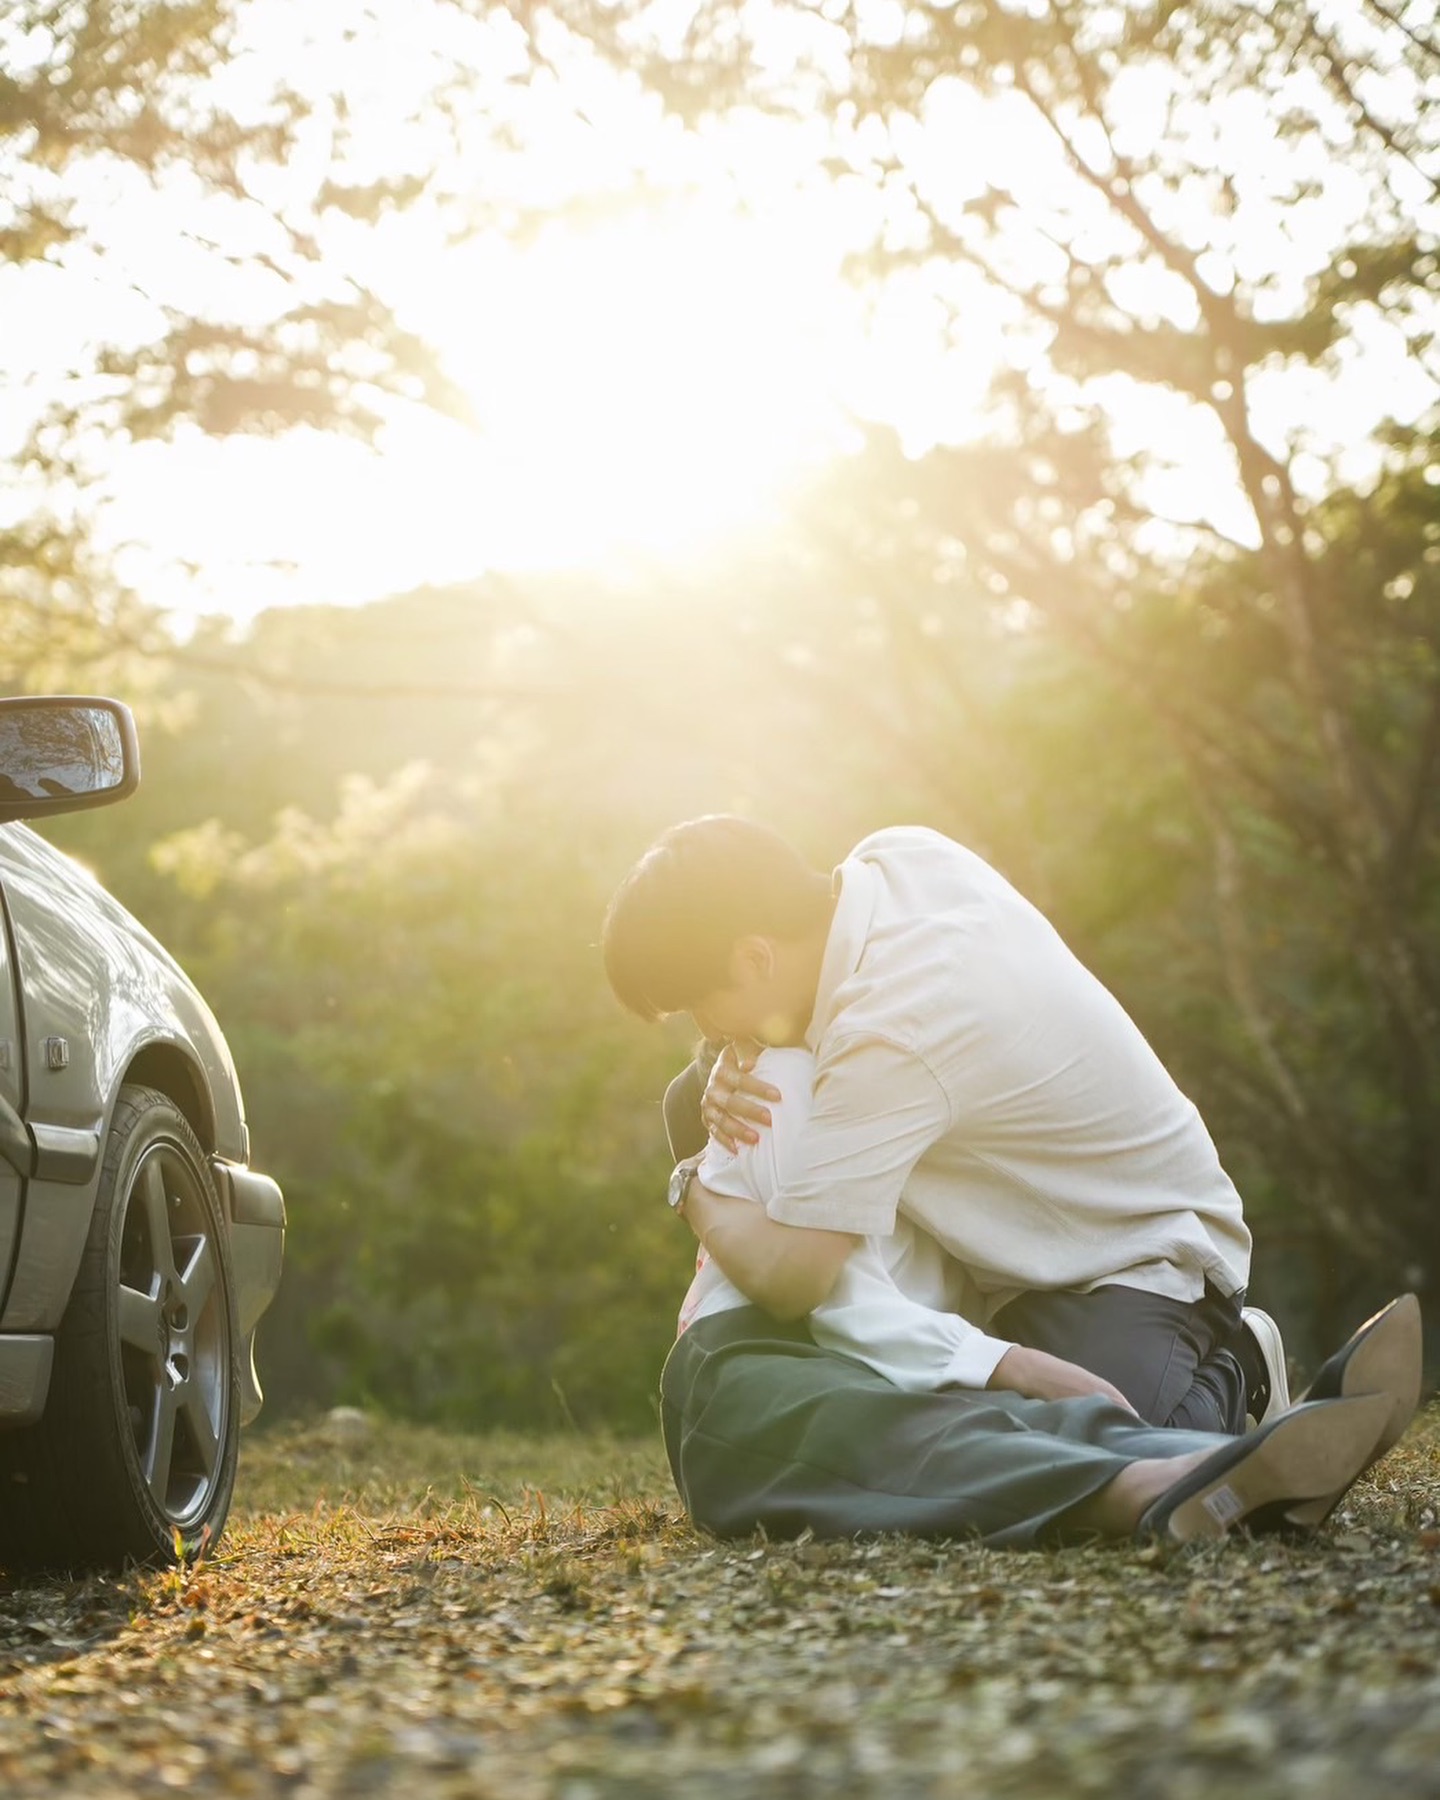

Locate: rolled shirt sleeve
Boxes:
[764,1033,954,1238]
[809,1254,1014,1391]
[699,1046,1014,1389]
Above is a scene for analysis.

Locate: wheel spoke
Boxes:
[140,1157,179,1287]
[180,1383,219,1480]
[117,1282,161,1355]
[145,1383,179,1505]
[179,1236,216,1316]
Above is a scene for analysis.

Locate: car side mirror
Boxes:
[0,697,141,821]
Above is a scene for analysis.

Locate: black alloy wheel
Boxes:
[0,1086,240,1571]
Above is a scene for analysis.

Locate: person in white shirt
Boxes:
[605,815,1285,1431]
[650,1014,1416,1546]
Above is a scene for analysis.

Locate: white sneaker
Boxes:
[1241,1307,1291,1428]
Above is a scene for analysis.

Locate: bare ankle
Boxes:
[1065,1452,1212,1538]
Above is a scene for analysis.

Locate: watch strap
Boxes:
[667,1151,705,1212]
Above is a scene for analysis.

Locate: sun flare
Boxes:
[80,0,1017,628]
[414,203,855,569]
[103,196,885,623]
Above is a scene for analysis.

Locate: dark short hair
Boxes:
[602,815,832,1020]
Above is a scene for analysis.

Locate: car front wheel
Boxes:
[0,1085,240,1571]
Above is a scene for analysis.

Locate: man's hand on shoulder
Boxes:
[702,1039,782,1152]
[988,1345,1139,1416]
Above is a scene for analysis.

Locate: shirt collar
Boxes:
[805,854,881,1050]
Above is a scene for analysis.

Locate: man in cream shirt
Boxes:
[604,814,1283,1431]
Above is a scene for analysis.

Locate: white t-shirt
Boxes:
[677,1048,1006,1390]
[762,828,1251,1374]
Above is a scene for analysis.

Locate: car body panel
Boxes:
[0,824,244,1157]
[0,1335,51,1427]
[212,1161,286,1424]
[0,893,22,1304]
[0,818,283,1418]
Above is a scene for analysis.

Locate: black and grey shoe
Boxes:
[1278,1294,1424,1525]
[1136,1393,1393,1544]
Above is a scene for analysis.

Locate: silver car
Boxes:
[0,696,284,1570]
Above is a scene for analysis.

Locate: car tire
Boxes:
[0,1085,240,1571]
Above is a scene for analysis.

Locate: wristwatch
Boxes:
[667,1152,705,1214]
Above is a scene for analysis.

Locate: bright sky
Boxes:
[4,0,1434,634]
[93,193,881,623]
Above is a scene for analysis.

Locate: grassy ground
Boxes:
[2,1405,1439,1798]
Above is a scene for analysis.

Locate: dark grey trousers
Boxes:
[662,1307,1226,1546]
[992,1282,1249,1433]
[663,1060,1251,1433]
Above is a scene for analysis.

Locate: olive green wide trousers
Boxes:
[661,1307,1229,1548]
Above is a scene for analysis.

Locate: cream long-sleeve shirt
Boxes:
[764,828,1251,1338]
[677,1048,1010,1390]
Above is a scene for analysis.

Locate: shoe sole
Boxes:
[1302,1293,1422,1461]
[1284,1295,1423,1525]
[1163,1393,1392,1543]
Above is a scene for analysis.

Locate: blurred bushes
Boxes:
[40,431,1440,1422]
